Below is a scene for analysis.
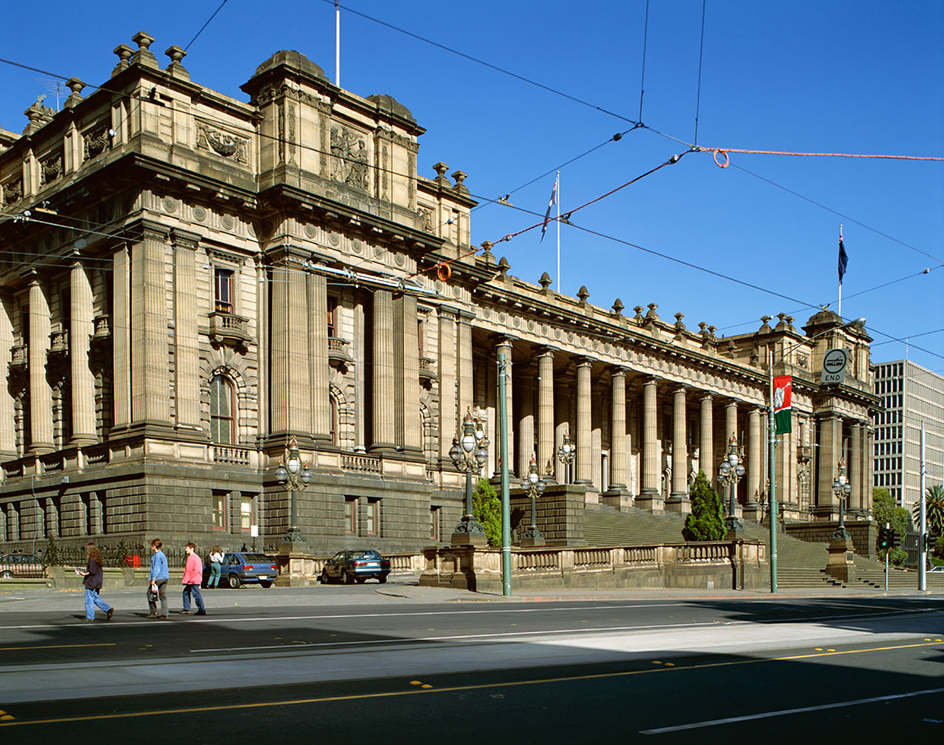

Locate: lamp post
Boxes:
[519,454,546,547]
[718,434,746,534]
[766,315,865,593]
[831,459,852,540]
[557,432,575,484]
[275,438,312,552]
[449,410,489,545]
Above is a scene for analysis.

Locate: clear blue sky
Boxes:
[2,1,942,373]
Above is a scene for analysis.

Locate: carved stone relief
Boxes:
[83,124,111,160]
[330,126,369,191]
[40,150,64,187]
[195,120,248,163]
[2,177,22,206]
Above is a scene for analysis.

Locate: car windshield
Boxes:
[350,551,382,560]
[241,554,271,563]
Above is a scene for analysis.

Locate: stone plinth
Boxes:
[824,535,856,584]
[276,552,316,587]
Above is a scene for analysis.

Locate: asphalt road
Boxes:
[0,583,942,742]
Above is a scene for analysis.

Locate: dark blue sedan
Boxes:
[204,552,277,589]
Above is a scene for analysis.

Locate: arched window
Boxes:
[210,374,235,444]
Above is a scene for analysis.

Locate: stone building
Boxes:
[0,35,879,556]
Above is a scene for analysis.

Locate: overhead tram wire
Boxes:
[693,0,707,146]
[637,0,651,124]
[184,0,232,52]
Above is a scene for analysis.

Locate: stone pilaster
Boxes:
[0,296,16,457]
[816,416,842,518]
[270,262,311,438]
[575,357,592,485]
[518,374,535,478]
[666,386,690,514]
[744,407,762,521]
[850,422,863,515]
[496,336,515,476]
[637,377,661,511]
[171,231,201,433]
[537,347,556,479]
[129,223,170,430]
[457,310,474,422]
[112,245,131,429]
[28,275,54,453]
[437,307,458,461]
[370,289,396,452]
[68,261,97,445]
[308,272,331,442]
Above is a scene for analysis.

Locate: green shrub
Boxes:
[472,477,502,547]
[683,469,726,541]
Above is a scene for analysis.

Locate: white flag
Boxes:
[540,175,558,242]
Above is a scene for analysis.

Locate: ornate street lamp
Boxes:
[557,432,576,484]
[519,454,546,547]
[831,459,852,540]
[718,434,746,533]
[449,410,489,544]
[275,438,312,551]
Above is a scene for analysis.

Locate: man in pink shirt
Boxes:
[181,542,207,616]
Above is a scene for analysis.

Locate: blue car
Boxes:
[204,552,277,589]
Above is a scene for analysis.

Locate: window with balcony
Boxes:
[214,268,234,313]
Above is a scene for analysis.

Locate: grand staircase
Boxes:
[582,505,944,590]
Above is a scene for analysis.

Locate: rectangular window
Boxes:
[365,499,379,536]
[327,297,338,338]
[212,491,227,530]
[430,506,441,541]
[344,497,357,534]
[240,496,252,531]
[214,268,234,313]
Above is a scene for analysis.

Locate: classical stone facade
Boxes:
[0,36,879,555]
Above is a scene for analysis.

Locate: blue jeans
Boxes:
[182,584,205,612]
[208,562,221,587]
[84,588,112,620]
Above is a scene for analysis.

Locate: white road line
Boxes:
[640,687,944,734]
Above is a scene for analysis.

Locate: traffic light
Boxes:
[878,527,889,550]
[888,530,900,550]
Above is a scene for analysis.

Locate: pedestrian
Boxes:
[147,538,169,619]
[76,543,113,623]
[181,543,207,616]
[207,545,224,588]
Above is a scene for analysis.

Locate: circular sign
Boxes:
[823,348,848,374]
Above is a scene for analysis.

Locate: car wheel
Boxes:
[320,569,330,584]
[342,570,354,585]
[0,570,11,579]
[228,574,241,589]
[356,577,366,584]
[379,575,387,584]
[260,581,273,589]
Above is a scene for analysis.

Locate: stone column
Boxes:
[637,377,661,510]
[850,422,863,515]
[170,231,200,434]
[28,275,54,453]
[700,394,713,480]
[666,386,690,513]
[437,308,458,463]
[604,367,628,499]
[724,401,738,506]
[575,358,592,485]
[370,289,396,452]
[518,378,535,477]
[744,407,762,521]
[308,272,331,442]
[270,261,311,438]
[555,384,571,484]
[130,223,171,429]
[394,293,421,454]
[495,336,515,477]
[816,415,842,518]
[537,347,556,480]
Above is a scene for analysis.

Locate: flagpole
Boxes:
[556,171,561,293]
[335,0,341,87]
[838,224,843,316]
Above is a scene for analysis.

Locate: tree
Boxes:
[472,477,502,547]
[912,484,944,538]
[873,488,910,566]
[682,470,726,541]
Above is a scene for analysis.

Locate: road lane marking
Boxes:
[640,687,944,734]
[0,643,115,653]
[0,639,939,729]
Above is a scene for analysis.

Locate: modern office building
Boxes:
[0,34,879,556]
[872,360,944,511]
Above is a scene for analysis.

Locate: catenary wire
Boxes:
[184,0,232,52]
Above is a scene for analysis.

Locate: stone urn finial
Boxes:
[577,285,590,303]
[539,272,552,291]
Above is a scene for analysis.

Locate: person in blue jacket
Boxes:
[147,538,170,619]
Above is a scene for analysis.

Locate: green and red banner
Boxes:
[773,375,792,434]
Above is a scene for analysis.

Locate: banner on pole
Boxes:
[773,375,792,434]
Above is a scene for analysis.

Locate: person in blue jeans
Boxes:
[77,543,113,622]
[147,538,170,619]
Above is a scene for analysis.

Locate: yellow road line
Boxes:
[0,640,939,728]
[0,643,116,653]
